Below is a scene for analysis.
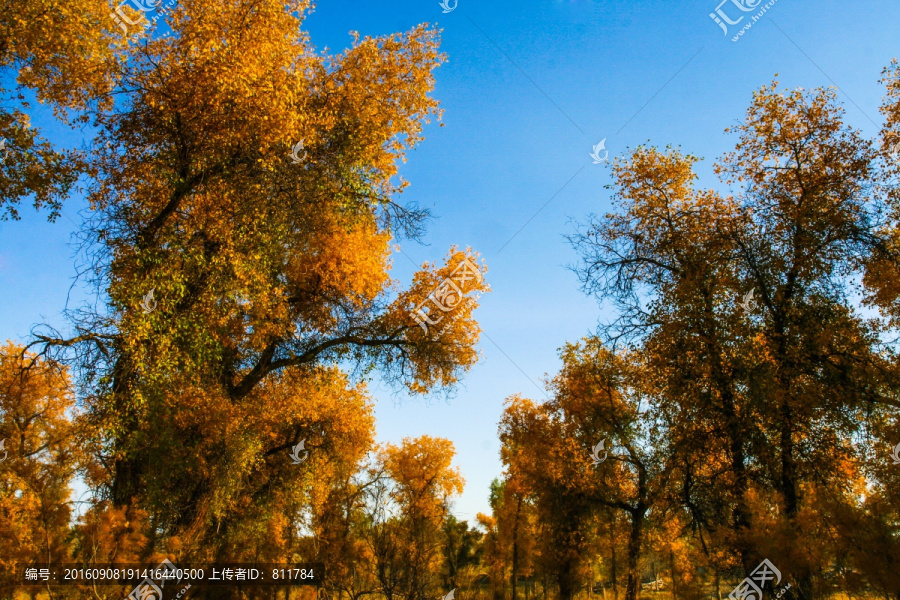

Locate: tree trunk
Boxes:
[512,495,521,600]
[558,562,578,600]
[610,521,619,600]
[778,386,810,600]
[623,510,644,600]
[111,354,143,508]
[701,295,753,575]
[723,388,753,575]
[669,551,677,600]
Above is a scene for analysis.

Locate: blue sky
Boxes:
[1,0,897,524]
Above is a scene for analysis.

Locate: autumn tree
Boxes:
[570,143,755,581]
[499,341,671,600]
[499,392,595,600]
[0,343,81,598]
[554,341,674,600]
[313,458,383,600]
[377,436,464,600]
[570,81,900,598]
[441,514,482,592]
[24,0,488,569]
[477,477,535,600]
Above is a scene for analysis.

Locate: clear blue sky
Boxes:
[0,0,897,524]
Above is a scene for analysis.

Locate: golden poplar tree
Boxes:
[23,0,488,572]
[0,344,82,597]
[570,80,900,597]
